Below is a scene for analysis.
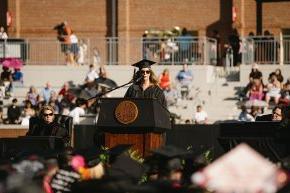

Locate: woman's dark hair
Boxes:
[280,105,290,129]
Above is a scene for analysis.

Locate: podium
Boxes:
[97,98,171,156]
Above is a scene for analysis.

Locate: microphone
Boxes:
[131,69,143,84]
[134,76,143,83]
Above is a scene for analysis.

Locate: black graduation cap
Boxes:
[132,59,156,69]
[108,154,145,182]
[150,145,192,173]
[108,144,132,164]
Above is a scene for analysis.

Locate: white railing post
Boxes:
[280,32,284,66]
[203,37,207,65]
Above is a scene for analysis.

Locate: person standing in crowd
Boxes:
[238,105,254,122]
[26,86,39,107]
[77,39,87,65]
[6,98,21,124]
[194,105,208,124]
[58,82,76,104]
[54,21,73,65]
[26,105,69,144]
[212,30,221,65]
[265,74,282,106]
[158,68,171,90]
[272,105,283,121]
[12,68,24,84]
[68,31,79,66]
[124,59,167,107]
[176,27,192,61]
[50,148,81,193]
[248,77,264,101]
[92,47,101,67]
[68,98,87,124]
[228,28,241,66]
[176,62,193,99]
[269,68,284,83]
[85,64,99,84]
[0,66,13,97]
[0,26,8,39]
[280,80,290,105]
[41,82,54,104]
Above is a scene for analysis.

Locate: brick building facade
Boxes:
[0,0,290,65]
[3,0,290,39]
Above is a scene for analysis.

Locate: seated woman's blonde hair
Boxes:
[39,105,55,117]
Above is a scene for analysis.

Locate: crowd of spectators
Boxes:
[0,64,121,125]
[238,63,290,121]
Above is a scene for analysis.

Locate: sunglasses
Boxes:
[141,70,150,74]
[43,113,53,117]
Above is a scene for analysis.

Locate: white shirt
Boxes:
[194,111,208,123]
[86,70,98,82]
[0,32,8,39]
[69,107,85,124]
[70,34,78,44]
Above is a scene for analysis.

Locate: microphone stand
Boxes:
[87,79,134,103]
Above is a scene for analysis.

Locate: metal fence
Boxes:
[0,37,217,66]
[241,35,290,65]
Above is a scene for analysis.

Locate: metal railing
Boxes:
[0,37,217,66]
[241,35,290,65]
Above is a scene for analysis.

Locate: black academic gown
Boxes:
[26,121,69,145]
[124,84,167,108]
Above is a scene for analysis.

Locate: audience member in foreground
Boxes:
[26,105,69,144]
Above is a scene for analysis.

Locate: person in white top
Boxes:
[77,39,87,65]
[0,27,8,39]
[85,64,99,83]
[69,98,87,124]
[194,105,208,124]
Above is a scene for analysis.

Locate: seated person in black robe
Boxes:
[124,59,167,108]
[26,104,69,145]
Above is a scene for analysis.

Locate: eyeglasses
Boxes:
[43,113,53,117]
[141,70,150,74]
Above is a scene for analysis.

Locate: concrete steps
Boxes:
[4,66,246,123]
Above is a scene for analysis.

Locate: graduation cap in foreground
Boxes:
[108,144,132,163]
[108,154,145,182]
[191,143,287,193]
[149,145,192,174]
[132,59,156,69]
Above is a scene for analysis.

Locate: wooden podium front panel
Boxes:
[144,133,164,155]
[105,133,144,156]
[105,133,164,157]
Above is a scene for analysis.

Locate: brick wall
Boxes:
[8,0,107,38]
[8,0,231,38]
[6,0,290,66]
[7,0,290,38]
[234,0,290,36]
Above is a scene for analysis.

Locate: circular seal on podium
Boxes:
[115,100,138,124]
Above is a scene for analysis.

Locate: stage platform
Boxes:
[1,122,290,162]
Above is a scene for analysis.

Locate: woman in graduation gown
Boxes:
[124,59,167,108]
